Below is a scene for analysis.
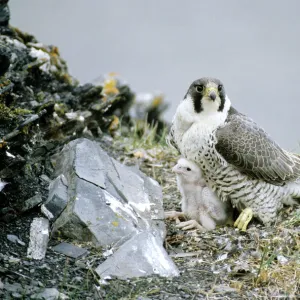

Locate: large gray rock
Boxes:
[50,138,165,246]
[95,230,179,279]
[46,138,178,278]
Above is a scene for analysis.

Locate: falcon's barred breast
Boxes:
[168,77,300,227]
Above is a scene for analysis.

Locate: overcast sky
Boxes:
[9,0,300,150]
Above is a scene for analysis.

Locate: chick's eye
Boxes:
[187,167,191,171]
[218,85,223,92]
[195,85,204,93]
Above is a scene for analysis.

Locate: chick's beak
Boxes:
[172,164,181,174]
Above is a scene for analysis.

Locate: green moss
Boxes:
[54,103,68,116]
[0,102,33,121]
[0,102,14,120]
[14,108,32,115]
[36,91,45,102]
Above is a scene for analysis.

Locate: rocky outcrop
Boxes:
[43,138,179,278]
[0,2,177,295]
[0,21,134,220]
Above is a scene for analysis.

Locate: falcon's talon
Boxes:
[234,207,253,231]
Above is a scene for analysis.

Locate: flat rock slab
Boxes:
[95,231,179,279]
[52,242,88,259]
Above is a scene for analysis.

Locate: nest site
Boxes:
[0,21,299,300]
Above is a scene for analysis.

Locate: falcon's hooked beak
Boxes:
[204,87,218,101]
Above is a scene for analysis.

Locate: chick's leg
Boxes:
[164,211,185,224]
[176,220,206,231]
[234,207,253,231]
[199,213,216,231]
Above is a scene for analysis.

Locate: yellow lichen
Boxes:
[109,115,120,133]
[151,94,163,108]
[111,221,119,227]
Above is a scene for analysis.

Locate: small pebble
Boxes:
[12,292,23,299]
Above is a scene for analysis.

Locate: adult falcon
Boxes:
[167,77,300,230]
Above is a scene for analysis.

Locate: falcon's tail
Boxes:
[283,180,300,206]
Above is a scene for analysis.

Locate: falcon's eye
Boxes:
[187,167,191,171]
[218,85,223,92]
[195,85,204,93]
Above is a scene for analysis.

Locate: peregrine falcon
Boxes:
[167,77,300,230]
[165,158,232,231]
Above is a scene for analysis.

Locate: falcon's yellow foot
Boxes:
[234,207,253,231]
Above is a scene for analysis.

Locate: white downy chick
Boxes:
[165,158,231,231]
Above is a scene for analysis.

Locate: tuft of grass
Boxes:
[281,209,300,228]
[115,117,178,163]
[128,118,168,149]
[254,220,300,297]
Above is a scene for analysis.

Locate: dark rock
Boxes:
[0,0,10,28]
[20,194,43,212]
[0,52,10,76]
[0,207,16,222]
[52,242,88,259]
[41,175,68,221]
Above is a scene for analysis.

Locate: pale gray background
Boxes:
[10,0,300,150]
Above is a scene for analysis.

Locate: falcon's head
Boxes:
[185,77,229,114]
